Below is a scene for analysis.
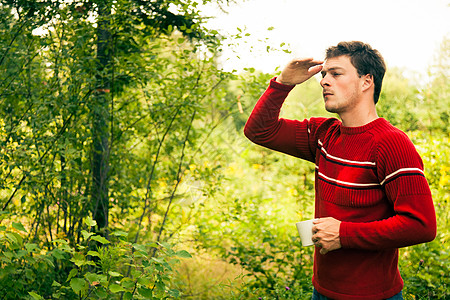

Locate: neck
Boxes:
[339,104,379,127]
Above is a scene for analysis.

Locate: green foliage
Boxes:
[377,37,449,135]
[0,0,232,297]
[0,0,233,243]
[0,218,192,299]
[399,133,450,300]
[400,238,449,300]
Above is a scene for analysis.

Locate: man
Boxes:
[243,41,436,300]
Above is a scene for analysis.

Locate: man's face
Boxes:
[320,55,364,114]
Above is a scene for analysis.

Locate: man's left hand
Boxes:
[312,217,342,255]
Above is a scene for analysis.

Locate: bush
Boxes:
[0,217,191,299]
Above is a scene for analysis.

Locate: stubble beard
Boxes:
[324,89,360,114]
[324,98,344,114]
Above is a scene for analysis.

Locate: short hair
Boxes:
[325,41,386,104]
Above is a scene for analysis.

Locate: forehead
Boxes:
[322,55,355,71]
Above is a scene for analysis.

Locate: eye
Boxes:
[332,73,341,76]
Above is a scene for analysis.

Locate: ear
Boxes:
[361,74,374,92]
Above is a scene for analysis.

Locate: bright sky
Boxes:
[201,0,449,78]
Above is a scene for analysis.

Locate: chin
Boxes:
[325,105,339,113]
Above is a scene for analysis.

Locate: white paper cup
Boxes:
[296,219,316,246]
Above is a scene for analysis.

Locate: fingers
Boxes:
[311,234,321,247]
[320,248,329,255]
[311,217,342,255]
[312,236,326,253]
[287,58,323,71]
[278,58,323,85]
[313,217,334,226]
[313,238,329,255]
[289,57,323,65]
[309,65,323,76]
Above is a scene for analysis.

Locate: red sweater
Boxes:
[244,78,436,300]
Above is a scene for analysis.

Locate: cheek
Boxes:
[339,80,359,97]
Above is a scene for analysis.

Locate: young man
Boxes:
[244,41,436,300]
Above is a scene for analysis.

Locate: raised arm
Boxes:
[244,58,324,158]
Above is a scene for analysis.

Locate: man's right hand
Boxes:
[276,58,324,86]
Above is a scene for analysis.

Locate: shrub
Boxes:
[0,217,191,299]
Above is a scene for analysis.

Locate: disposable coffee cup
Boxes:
[296,219,316,246]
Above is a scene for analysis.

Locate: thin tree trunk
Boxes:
[91,0,112,232]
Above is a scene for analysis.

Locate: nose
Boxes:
[320,75,330,87]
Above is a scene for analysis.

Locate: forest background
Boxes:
[0,0,448,299]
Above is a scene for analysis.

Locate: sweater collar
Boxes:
[340,118,387,135]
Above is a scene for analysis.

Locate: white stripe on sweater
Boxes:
[318,171,381,187]
[380,168,424,185]
[318,140,376,166]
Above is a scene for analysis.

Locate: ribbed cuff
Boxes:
[269,77,296,91]
[339,221,350,248]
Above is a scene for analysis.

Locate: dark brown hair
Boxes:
[326,41,386,104]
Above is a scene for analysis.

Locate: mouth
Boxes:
[323,91,333,97]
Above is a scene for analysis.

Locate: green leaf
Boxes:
[158,241,171,250]
[147,242,158,248]
[151,257,165,264]
[52,281,61,287]
[2,251,13,261]
[25,243,38,253]
[95,289,108,298]
[70,278,86,293]
[67,269,78,282]
[81,230,94,240]
[155,280,165,291]
[137,276,151,286]
[0,225,6,231]
[138,286,153,298]
[70,253,86,267]
[109,284,125,293]
[176,250,192,258]
[42,256,55,268]
[28,292,44,300]
[133,244,148,254]
[51,249,66,260]
[121,279,135,289]
[6,232,22,245]
[84,272,99,284]
[91,235,110,244]
[87,250,100,257]
[123,292,133,300]
[108,271,122,277]
[111,230,128,237]
[169,289,180,297]
[16,249,27,259]
[52,239,69,245]
[84,216,97,227]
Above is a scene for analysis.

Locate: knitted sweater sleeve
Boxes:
[340,131,437,249]
[244,78,327,162]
